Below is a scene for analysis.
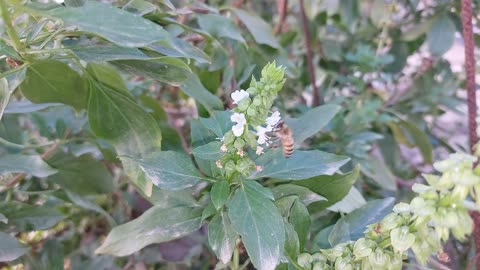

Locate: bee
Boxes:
[265,121,294,158]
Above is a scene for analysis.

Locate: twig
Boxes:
[461,0,480,269]
[428,257,452,270]
[465,251,480,270]
[273,0,288,35]
[298,0,321,106]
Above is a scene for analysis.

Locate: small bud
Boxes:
[220,144,228,152]
[224,161,236,175]
[237,149,244,157]
[368,248,390,269]
[390,226,415,253]
[234,138,245,150]
[392,202,410,213]
[236,98,251,111]
[297,253,313,268]
[255,165,263,172]
[215,160,223,169]
[380,213,402,232]
[256,146,264,155]
[353,238,373,258]
[334,257,353,270]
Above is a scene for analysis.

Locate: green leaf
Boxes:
[46,152,114,195]
[0,202,64,231]
[196,14,245,43]
[0,39,20,59]
[227,181,285,270]
[86,63,129,94]
[0,213,7,224]
[44,1,171,47]
[111,58,190,86]
[400,120,433,163]
[289,199,310,252]
[149,38,211,64]
[327,187,366,213]
[427,14,455,56]
[272,184,326,206]
[296,166,359,211]
[4,101,61,114]
[211,180,230,210]
[87,79,162,156]
[180,75,224,111]
[283,222,299,261]
[0,154,57,177]
[0,231,27,262]
[231,9,279,48]
[328,198,395,246]
[133,151,203,190]
[250,150,349,180]
[64,191,116,227]
[39,240,64,270]
[20,61,88,110]
[122,0,156,15]
[208,211,237,264]
[360,155,397,191]
[0,78,9,121]
[284,104,341,144]
[95,206,202,256]
[70,46,150,62]
[192,141,224,160]
[199,110,233,138]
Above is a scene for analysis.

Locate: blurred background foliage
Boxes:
[0,0,476,269]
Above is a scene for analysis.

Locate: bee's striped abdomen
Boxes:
[282,137,294,158]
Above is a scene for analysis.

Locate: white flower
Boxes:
[232,123,245,137]
[256,125,272,144]
[231,90,250,104]
[256,146,264,155]
[231,112,246,125]
[266,111,281,126]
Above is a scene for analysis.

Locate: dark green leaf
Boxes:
[111,58,190,86]
[328,198,395,246]
[180,75,223,111]
[4,101,62,114]
[199,110,233,138]
[297,166,359,210]
[133,151,203,190]
[289,199,310,251]
[0,78,9,121]
[272,184,326,206]
[87,79,162,156]
[250,150,349,180]
[284,104,341,144]
[228,181,284,270]
[284,222,299,260]
[0,231,27,262]
[0,202,64,231]
[400,120,433,163]
[70,46,150,62]
[86,63,129,94]
[192,141,224,160]
[122,0,156,15]
[149,38,210,64]
[44,1,171,47]
[40,240,64,270]
[208,211,237,264]
[64,191,116,227]
[0,213,7,224]
[197,14,245,43]
[360,155,397,191]
[427,14,455,56]
[231,9,279,48]
[2,68,27,119]
[211,180,230,210]
[46,152,113,195]
[0,39,20,59]
[95,206,202,256]
[0,154,57,177]
[20,61,88,110]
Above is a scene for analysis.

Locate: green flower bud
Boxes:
[236,98,251,111]
[412,183,432,193]
[380,213,402,233]
[353,238,373,258]
[244,130,258,148]
[236,158,253,175]
[233,138,245,150]
[411,240,433,265]
[451,185,469,201]
[246,86,257,95]
[390,254,403,270]
[223,131,235,145]
[390,226,415,253]
[334,257,353,270]
[410,197,435,217]
[252,96,262,106]
[224,160,236,176]
[368,249,390,270]
[452,210,473,241]
[392,202,410,213]
[312,261,329,270]
[330,243,347,257]
[423,174,440,188]
[247,106,256,116]
[297,253,313,268]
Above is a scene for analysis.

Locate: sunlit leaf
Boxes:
[208,211,237,264]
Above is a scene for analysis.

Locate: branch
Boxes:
[274,0,288,35]
[298,0,321,106]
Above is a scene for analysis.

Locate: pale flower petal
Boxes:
[266,111,281,126]
[231,112,247,125]
[256,146,264,155]
[256,125,272,144]
[232,123,245,137]
[231,90,250,104]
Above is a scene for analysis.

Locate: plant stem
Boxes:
[0,0,23,53]
[230,242,240,270]
[298,0,321,106]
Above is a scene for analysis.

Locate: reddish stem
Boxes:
[298,0,321,106]
[461,0,480,267]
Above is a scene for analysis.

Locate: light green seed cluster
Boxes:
[297,153,480,270]
[218,62,286,178]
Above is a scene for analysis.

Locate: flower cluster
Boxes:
[216,62,286,178]
[297,153,480,270]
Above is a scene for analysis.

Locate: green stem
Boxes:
[0,63,26,78]
[238,258,250,270]
[0,0,23,53]
[0,137,57,150]
[229,243,240,270]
